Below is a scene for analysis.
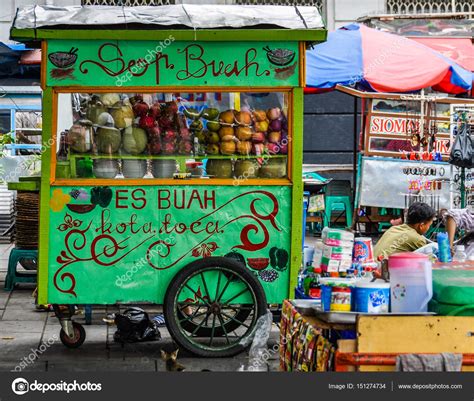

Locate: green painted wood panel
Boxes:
[46,40,299,88]
[47,185,291,304]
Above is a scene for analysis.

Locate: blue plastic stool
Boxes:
[323,180,353,228]
[5,248,38,291]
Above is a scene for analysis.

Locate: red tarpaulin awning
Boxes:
[410,38,474,72]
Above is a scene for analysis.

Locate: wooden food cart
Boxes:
[10,5,326,357]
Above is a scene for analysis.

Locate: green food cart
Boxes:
[11,4,326,357]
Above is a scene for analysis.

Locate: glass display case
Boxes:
[55,91,290,181]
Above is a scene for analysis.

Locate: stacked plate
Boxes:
[15,191,39,249]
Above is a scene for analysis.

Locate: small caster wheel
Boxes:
[60,321,86,349]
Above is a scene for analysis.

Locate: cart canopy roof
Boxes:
[11,5,326,42]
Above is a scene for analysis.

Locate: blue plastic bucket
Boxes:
[354,280,390,313]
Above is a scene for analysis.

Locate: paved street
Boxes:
[0,244,280,372]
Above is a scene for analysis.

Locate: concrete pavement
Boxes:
[0,244,280,372]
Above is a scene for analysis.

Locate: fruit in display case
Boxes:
[255,120,269,133]
[219,110,235,124]
[252,109,267,122]
[162,141,177,155]
[201,108,219,120]
[206,120,221,132]
[111,102,134,129]
[146,125,161,140]
[96,126,121,154]
[235,126,252,141]
[206,159,233,178]
[99,93,121,108]
[129,94,143,106]
[122,126,148,155]
[267,107,281,121]
[205,131,220,144]
[178,140,193,155]
[132,101,149,117]
[268,131,282,144]
[280,143,288,155]
[259,158,287,178]
[139,115,155,130]
[218,126,235,141]
[206,143,220,155]
[148,137,162,155]
[195,130,206,143]
[68,120,93,153]
[220,141,236,155]
[235,111,252,126]
[158,115,175,129]
[179,127,192,141]
[236,140,252,155]
[163,101,179,115]
[234,159,260,178]
[96,112,114,127]
[252,131,266,143]
[269,119,282,132]
[267,142,280,154]
[189,120,203,132]
[162,129,178,143]
[86,97,107,124]
[183,107,202,120]
[149,102,162,119]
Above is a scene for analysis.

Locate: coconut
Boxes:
[220,141,236,155]
[99,93,121,108]
[97,112,114,127]
[219,126,235,141]
[86,99,108,124]
[236,126,253,141]
[96,126,121,154]
[235,111,252,126]
[68,120,93,153]
[237,140,252,155]
[219,110,235,125]
[122,126,148,155]
[253,110,267,122]
[111,102,134,129]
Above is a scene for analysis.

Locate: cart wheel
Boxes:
[164,257,267,358]
[59,322,86,349]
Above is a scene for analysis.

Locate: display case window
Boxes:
[55,92,290,181]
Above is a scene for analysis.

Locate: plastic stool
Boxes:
[323,180,353,228]
[5,248,38,291]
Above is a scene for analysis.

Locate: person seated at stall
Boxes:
[445,208,474,256]
[374,202,436,260]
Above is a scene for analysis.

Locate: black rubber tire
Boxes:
[59,321,86,349]
[164,257,267,358]
[177,306,252,337]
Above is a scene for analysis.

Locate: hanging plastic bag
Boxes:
[449,123,474,168]
[238,310,273,371]
[113,307,161,343]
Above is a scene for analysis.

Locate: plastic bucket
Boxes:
[389,252,433,313]
[354,280,390,313]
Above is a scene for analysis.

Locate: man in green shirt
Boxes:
[374,202,436,260]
